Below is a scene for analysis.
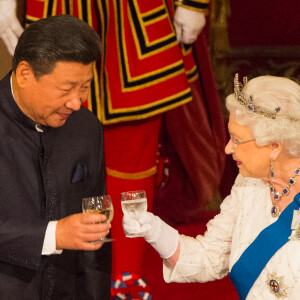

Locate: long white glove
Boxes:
[123,212,179,259]
[0,0,24,56]
[173,6,206,44]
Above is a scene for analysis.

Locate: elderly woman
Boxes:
[122,74,300,299]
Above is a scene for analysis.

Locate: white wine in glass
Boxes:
[121,190,147,220]
[82,195,114,242]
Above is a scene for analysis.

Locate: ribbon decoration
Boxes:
[230,193,300,299]
[111,271,152,300]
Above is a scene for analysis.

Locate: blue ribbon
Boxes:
[230,192,300,299]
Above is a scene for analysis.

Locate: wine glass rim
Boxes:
[121,190,146,194]
[82,195,111,200]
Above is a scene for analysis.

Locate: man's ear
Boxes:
[15,61,34,88]
[270,142,282,161]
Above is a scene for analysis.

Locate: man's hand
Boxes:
[56,213,111,251]
[173,6,206,45]
[0,0,24,56]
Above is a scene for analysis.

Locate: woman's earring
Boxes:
[270,159,276,179]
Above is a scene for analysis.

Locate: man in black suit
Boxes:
[0,15,111,299]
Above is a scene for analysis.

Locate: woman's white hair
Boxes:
[226,75,300,156]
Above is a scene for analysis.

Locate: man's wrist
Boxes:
[42,221,63,255]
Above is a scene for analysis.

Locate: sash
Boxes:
[230,192,300,299]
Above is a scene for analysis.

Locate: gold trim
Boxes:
[114,0,186,93]
[176,0,210,5]
[182,45,193,56]
[180,4,209,15]
[92,0,194,123]
[102,96,191,125]
[139,4,165,18]
[106,87,191,114]
[51,0,58,16]
[129,1,176,57]
[25,14,41,22]
[85,0,101,116]
[87,0,92,25]
[61,0,66,14]
[69,0,73,15]
[43,0,49,18]
[77,0,83,19]
[131,0,174,49]
[123,60,184,84]
[93,65,101,119]
[106,166,157,180]
[143,13,167,26]
[120,66,186,92]
[188,72,198,83]
[186,65,197,76]
[96,0,107,122]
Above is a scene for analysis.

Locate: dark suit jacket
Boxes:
[0,72,111,299]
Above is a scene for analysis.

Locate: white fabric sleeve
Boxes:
[163,175,244,283]
[42,221,63,255]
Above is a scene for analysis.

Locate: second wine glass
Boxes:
[82,195,114,243]
[121,190,147,220]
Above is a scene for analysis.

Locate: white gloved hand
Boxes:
[0,0,24,56]
[173,6,206,44]
[123,212,179,259]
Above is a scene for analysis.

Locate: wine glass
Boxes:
[82,195,114,243]
[121,190,148,236]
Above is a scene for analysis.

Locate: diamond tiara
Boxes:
[234,73,281,119]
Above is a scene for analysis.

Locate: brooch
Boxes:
[267,273,288,298]
[288,210,300,240]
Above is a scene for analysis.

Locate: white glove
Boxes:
[173,6,206,44]
[0,0,24,56]
[123,212,179,259]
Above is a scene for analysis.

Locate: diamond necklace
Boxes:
[269,166,300,217]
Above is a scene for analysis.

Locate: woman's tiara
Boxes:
[234,73,281,119]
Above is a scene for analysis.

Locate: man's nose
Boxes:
[65,92,82,111]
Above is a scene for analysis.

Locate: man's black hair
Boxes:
[12,14,101,79]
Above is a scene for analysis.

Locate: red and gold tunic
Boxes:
[25,0,209,125]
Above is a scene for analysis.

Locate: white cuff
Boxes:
[42,221,63,255]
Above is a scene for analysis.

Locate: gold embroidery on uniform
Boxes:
[43,0,49,18]
[139,4,165,18]
[51,0,58,16]
[106,166,157,180]
[97,0,192,123]
[107,87,191,114]
[114,1,185,92]
[179,4,209,14]
[77,0,83,19]
[131,0,175,51]
[87,0,92,24]
[103,94,192,125]
[69,0,73,15]
[142,14,167,26]
[25,14,41,22]
[61,0,66,14]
